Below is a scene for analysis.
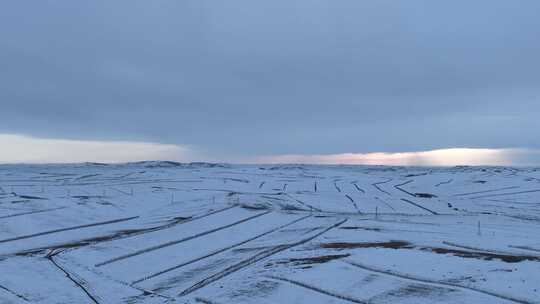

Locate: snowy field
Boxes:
[1,162,540,304]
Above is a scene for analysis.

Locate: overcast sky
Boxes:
[1,1,539,164]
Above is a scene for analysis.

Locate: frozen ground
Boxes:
[1,162,540,304]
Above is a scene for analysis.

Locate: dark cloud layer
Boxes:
[1,1,539,159]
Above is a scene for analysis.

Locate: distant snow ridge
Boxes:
[128,161,229,168]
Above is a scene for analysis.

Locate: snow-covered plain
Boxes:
[1,162,539,304]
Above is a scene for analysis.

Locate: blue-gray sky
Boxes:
[1,1,540,164]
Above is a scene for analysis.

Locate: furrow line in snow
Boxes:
[131,214,312,284]
[508,245,540,252]
[469,189,540,199]
[344,195,361,214]
[178,219,348,297]
[95,210,271,267]
[108,187,132,196]
[0,207,67,219]
[344,260,536,304]
[352,183,365,193]
[453,186,521,197]
[375,197,396,212]
[400,199,438,215]
[0,283,30,302]
[0,216,139,245]
[371,179,392,195]
[508,245,540,253]
[284,194,323,212]
[443,241,540,258]
[3,205,241,257]
[266,275,367,304]
[47,250,101,304]
[393,180,417,197]
[435,179,453,187]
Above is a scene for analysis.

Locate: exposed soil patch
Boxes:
[319,241,540,263]
[415,193,437,198]
[378,283,455,300]
[227,280,280,300]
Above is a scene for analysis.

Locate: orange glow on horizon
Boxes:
[252,148,523,166]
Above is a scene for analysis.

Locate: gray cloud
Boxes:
[1,0,539,160]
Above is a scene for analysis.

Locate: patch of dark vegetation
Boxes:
[415,193,437,198]
[288,254,351,265]
[424,247,540,263]
[172,216,193,221]
[240,203,271,210]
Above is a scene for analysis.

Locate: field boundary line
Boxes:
[344,260,535,304]
[266,275,367,304]
[96,210,271,267]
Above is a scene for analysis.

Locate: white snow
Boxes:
[1,163,539,303]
